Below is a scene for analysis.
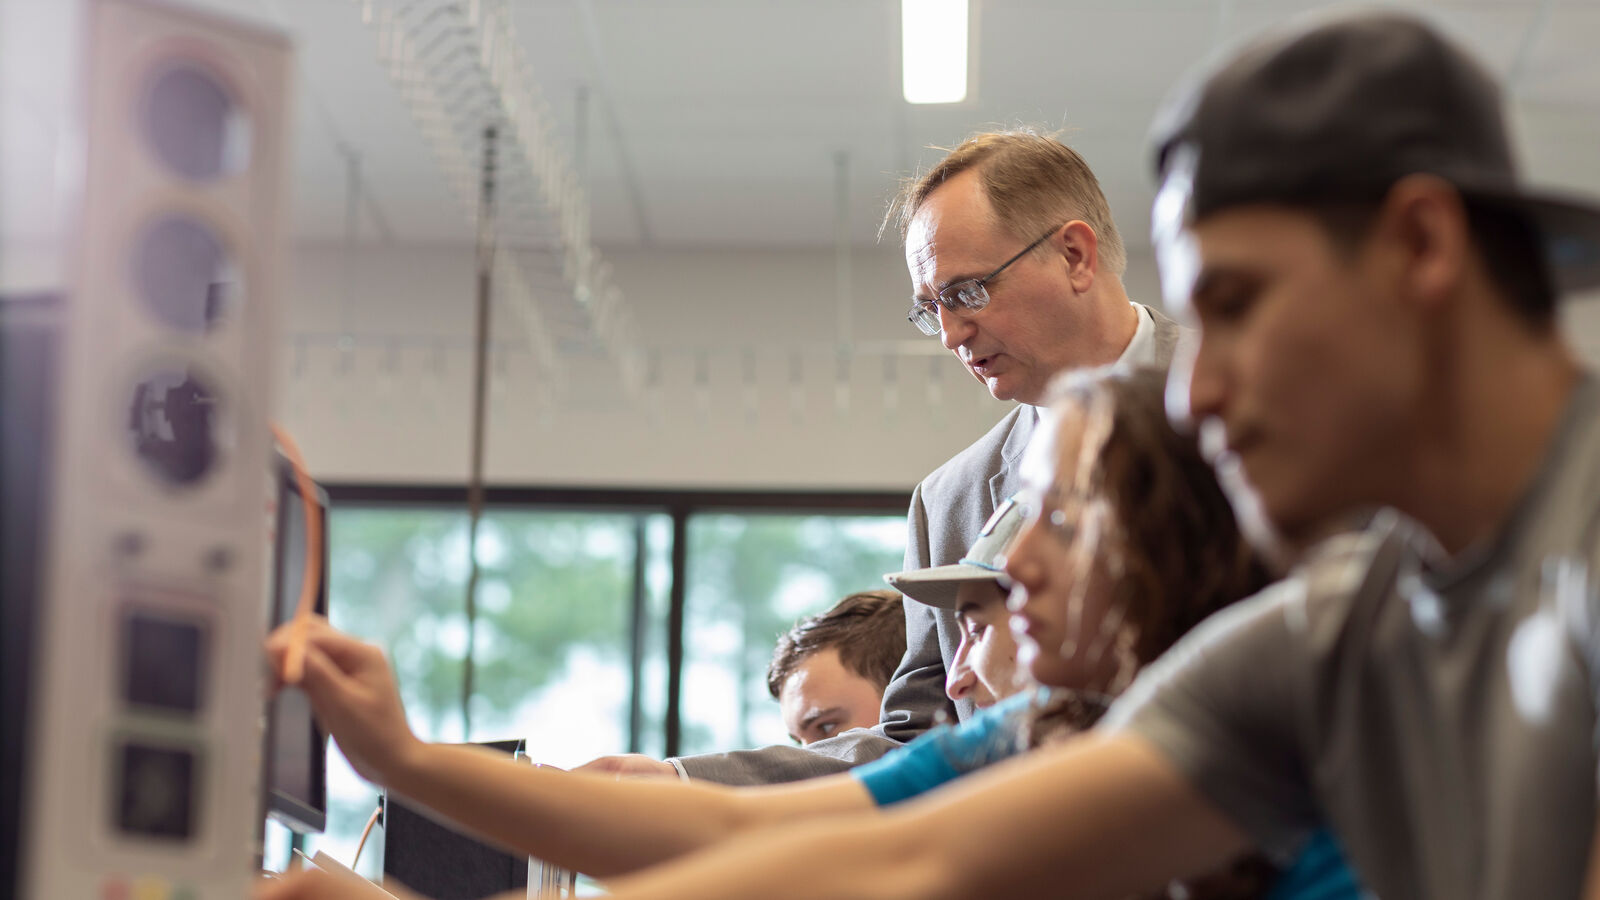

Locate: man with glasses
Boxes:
[586,131,1183,785]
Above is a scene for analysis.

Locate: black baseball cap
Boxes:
[1150,11,1600,293]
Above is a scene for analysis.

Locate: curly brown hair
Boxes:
[1024,367,1278,900]
[1043,365,1273,673]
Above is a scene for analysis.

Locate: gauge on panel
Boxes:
[131,214,240,334]
[113,739,201,841]
[120,609,207,715]
[126,363,229,489]
[141,60,250,182]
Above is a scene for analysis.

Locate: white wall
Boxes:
[274,240,1600,488]
[276,241,1021,488]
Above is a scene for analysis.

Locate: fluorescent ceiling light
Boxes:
[902,0,968,104]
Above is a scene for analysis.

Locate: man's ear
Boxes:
[1057,220,1100,293]
[1377,174,1471,312]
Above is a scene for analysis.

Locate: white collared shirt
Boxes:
[1029,301,1156,431]
[1116,302,1159,371]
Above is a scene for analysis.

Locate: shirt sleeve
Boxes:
[1101,582,1320,860]
[851,690,1035,806]
[672,730,899,785]
[1264,829,1367,900]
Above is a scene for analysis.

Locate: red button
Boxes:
[102,879,130,900]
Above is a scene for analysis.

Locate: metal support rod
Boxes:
[1507,0,1556,93]
[461,124,499,740]
[339,145,362,340]
[834,150,853,350]
[1212,0,1234,47]
[575,84,591,196]
[576,0,654,243]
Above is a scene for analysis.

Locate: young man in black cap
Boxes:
[259,13,1600,900]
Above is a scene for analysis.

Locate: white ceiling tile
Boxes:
[106,0,1599,249]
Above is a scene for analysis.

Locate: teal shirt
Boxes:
[852,689,1035,805]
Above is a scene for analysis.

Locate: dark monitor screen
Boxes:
[263,454,329,834]
[1,293,60,900]
[383,741,529,900]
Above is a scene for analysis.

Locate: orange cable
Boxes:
[351,803,383,868]
[270,423,322,686]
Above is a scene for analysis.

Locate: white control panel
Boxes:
[18,1,292,898]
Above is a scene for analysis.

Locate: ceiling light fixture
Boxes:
[902,0,968,104]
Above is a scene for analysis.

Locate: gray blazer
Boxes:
[675,306,1185,785]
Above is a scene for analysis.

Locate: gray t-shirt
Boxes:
[1106,373,1600,900]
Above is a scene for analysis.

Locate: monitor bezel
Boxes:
[263,452,329,835]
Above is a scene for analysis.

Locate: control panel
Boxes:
[15,1,291,898]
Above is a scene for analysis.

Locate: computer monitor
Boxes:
[1,292,61,900]
[383,740,529,900]
[262,453,329,834]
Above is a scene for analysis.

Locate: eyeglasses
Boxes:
[906,225,1061,337]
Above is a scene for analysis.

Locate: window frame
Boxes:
[324,483,909,755]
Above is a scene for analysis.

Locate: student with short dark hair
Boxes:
[766,589,907,746]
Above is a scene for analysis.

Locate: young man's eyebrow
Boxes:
[799,707,846,731]
[1191,266,1260,303]
[1189,267,1224,300]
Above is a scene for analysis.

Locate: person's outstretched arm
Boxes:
[265,617,874,877]
[385,742,870,876]
[601,733,1250,900]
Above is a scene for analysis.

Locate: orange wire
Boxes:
[270,423,322,686]
[351,803,383,868]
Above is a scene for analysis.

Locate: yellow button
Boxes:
[131,876,168,900]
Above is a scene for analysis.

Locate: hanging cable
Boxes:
[270,423,323,686]
[461,123,499,739]
[351,803,384,868]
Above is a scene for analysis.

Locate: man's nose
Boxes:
[938,304,975,352]
[1181,337,1227,426]
[945,662,976,703]
[946,638,976,702]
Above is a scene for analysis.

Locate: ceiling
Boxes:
[151,0,1600,252]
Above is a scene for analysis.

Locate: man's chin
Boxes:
[982,375,1040,405]
[1214,459,1294,571]
[1263,501,1380,561]
[1249,493,1370,571]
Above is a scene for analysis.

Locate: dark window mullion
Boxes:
[664,507,688,759]
[626,515,647,754]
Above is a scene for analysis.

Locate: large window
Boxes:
[270,487,905,878]
[681,513,906,754]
